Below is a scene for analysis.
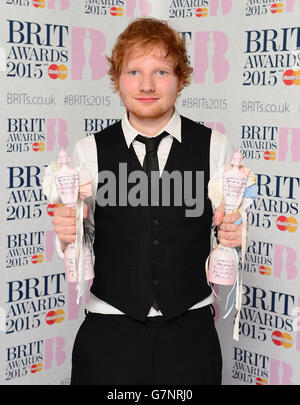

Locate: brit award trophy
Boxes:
[43,148,94,303]
[205,149,257,340]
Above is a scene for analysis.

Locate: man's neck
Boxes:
[127,108,174,137]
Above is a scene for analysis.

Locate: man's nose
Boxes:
[139,73,155,93]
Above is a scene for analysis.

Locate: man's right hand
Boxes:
[52,204,88,252]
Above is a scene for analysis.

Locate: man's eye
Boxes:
[157,70,167,76]
[129,70,138,76]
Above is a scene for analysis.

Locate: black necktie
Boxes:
[135,131,169,311]
[135,131,169,176]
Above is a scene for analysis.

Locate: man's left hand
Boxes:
[214,205,242,248]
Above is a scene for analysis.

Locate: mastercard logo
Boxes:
[32,0,46,8]
[283,69,300,86]
[32,142,45,152]
[48,64,68,80]
[259,265,272,276]
[272,330,293,348]
[46,309,65,325]
[31,254,44,264]
[30,363,43,373]
[110,7,124,16]
[195,7,208,17]
[276,216,298,232]
[256,377,268,385]
[270,3,284,13]
[263,150,276,161]
[47,203,62,217]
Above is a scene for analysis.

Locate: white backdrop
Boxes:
[1,0,300,385]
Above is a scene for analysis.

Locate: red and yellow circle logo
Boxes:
[48,64,68,80]
[195,8,208,17]
[47,203,62,217]
[283,69,300,86]
[30,363,43,373]
[272,330,293,348]
[46,309,65,325]
[32,0,46,8]
[276,216,298,232]
[270,3,284,13]
[32,142,45,152]
[256,377,268,385]
[259,265,272,276]
[110,7,124,16]
[263,150,276,161]
[31,254,44,264]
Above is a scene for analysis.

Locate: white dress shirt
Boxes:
[56,110,236,316]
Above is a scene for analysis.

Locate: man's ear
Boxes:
[176,78,184,96]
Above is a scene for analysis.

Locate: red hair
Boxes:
[106,18,193,91]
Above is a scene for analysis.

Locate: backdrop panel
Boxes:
[0,0,299,385]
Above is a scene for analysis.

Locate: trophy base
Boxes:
[64,243,94,282]
[206,245,238,286]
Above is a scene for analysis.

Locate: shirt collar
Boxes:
[121,109,182,148]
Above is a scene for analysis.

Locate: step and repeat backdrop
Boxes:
[0,0,300,385]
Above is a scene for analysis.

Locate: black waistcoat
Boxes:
[91,115,213,321]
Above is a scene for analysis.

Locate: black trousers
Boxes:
[71,305,222,385]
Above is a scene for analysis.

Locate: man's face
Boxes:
[117,45,182,124]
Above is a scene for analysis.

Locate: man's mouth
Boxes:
[135,97,160,103]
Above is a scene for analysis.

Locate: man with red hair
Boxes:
[53,18,242,385]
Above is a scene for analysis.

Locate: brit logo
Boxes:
[6,273,65,335]
[232,347,269,385]
[5,336,66,382]
[6,19,109,81]
[7,165,48,221]
[7,20,69,79]
[83,0,152,17]
[247,173,299,231]
[240,124,277,161]
[168,0,232,18]
[245,0,300,16]
[243,239,299,281]
[231,347,297,385]
[6,230,57,269]
[243,239,273,275]
[239,284,296,347]
[243,27,300,87]
[240,125,300,162]
[6,118,69,153]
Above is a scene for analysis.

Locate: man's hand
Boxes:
[52,204,88,252]
[214,205,242,248]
